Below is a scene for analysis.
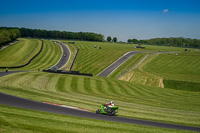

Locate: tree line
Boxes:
[0,28,21,48]
[128,37,200,48]
[1,27,200,48]
[0,27,104,42]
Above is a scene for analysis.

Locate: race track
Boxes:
[0,92,199,132]
[0,48,199,132]
[52,41,70,69]
[0,71,27,77]
[98,51,146,77]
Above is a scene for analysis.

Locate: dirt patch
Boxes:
[119,72,134,81]
[159,78,164,88]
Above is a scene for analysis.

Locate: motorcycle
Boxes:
[96,104,118,116]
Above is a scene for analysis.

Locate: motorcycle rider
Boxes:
[104,101,114,111]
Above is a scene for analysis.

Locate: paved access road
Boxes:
[98,51,146,77]
[0,92,199,132]
[51,41,70,69]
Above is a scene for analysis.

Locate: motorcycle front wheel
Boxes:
[107,111,115,116]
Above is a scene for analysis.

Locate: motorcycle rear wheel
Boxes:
[96,109,101,114]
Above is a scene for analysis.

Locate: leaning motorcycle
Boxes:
[96,104,118,116]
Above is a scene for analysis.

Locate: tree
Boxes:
[127,39,132,43]
[138,37,200,48]
[0,28,21,47]
[17,27,104,41]
[113,37,117,42]
[132,39,138,44]
[107,36,112,42]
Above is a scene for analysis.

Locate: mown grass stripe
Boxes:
[113,81,132,96]
[0,39,41,67]
[0,72,28,86]
[45,74,60,92]
[122,82,146,97]
[134,84,160,98]
[102,79,120,95]
[143,53,200,83]
[5,39,62,71]
[76,77,85,93]
[94,78,104,94]
[56,76,66,92]
[83,77,92,93]
[62,75,73,93]
[70,76,78,92]
[88,78,100,94]
[29,74,49,90]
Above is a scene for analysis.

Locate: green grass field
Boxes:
[0,39,200,132]
[143,52,200,91]
[21,40,62,70]
[0,105,194,133]
[124,52,200,91]
[119,51,200,90]
[0,39,62,71]
[0,72,199,127]
[143,52,200,83]
[61,41,145,75]
[119,54,164,87]
[0,38,41,67]
[60,40,191,77]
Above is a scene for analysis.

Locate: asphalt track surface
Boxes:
[51,41,70,69]
[0,93,199,132]
[98,51,146,77]
[0,71,27,77]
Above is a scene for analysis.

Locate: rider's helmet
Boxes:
[110,101,114,104]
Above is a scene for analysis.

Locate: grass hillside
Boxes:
[61,41,145,75]
[141,52,200,91]
[21,40,62,70]
[119,54,164,87]
[61,40,190,76]
[0,39,62,71]
[0,38,41,67]
[0,39,199,132]
[143,52,200,82]
[0,72,199,127]
[0,105,193,133]
[119,51,200,90]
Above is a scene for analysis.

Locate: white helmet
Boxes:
[110,101,114,104]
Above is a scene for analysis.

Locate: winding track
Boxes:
[51,41,70,69]
[98,51,146,77]
[0,46,200,131]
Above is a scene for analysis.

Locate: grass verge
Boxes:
[0,72,199,127]
[0,104,194,133]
